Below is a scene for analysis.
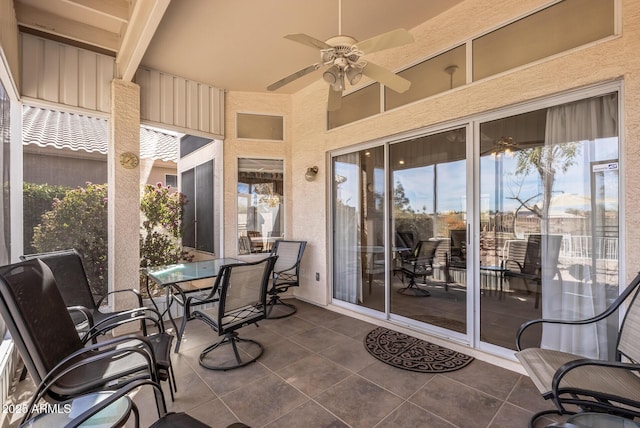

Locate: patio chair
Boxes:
[192,256,277,370]
[515,272,640,428]
[503,234,563,308]
[398,239,441,296]
[20,248,147,341]
[266,240,307,318]
[246,230,264,253]
[448,228,467,269]
[20,248,177,400]
[0,259,166,411]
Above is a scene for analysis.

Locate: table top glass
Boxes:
[145,258,242,286]
[25,391,131,428]
[566,413,640,427]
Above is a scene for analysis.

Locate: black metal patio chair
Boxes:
[265,240,306,318]
[20,248,177,400]
[192,256,277,370]
[20,248,147,341]
[515,272,640,428]
[0,259,166,411]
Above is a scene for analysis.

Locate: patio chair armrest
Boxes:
[551,358,640,398]
[502,259,524,271]
[81,307,165,344]
[47,379,167,427]
[95,288,143,308]
[184,292,220,320]
[67,305,95,329]
[22,342,160,426]
[516,284,637,351]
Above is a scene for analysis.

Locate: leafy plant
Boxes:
[140,183,193,297]
[29,182,191,299]
[32,183,108,297]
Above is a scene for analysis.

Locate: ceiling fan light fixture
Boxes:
[345,66,362,85]
[323,65,341,85]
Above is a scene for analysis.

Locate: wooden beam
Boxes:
[117,0,170,81]
[15,2,120,52]
[62,0,130,23]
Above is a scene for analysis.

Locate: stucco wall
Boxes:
[223,92,292,256]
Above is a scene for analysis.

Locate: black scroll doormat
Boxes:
[364,326,474,373]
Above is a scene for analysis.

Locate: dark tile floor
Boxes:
[7,299,564,428]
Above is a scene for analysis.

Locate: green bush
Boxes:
[29,182,191,299]
[32,183,108,297]
[23,183,70,255]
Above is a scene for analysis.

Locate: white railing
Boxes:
[560,235,618,261]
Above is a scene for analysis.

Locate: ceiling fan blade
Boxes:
[356,28,414,54]
[327,86,342,111]
[362,62,411,93]
[267,63,322,91]
[284,33,331,50]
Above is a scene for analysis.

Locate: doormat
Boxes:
[364,326,474,373]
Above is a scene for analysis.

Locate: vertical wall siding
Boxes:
[20,33,115,113]
[136,67,224,138]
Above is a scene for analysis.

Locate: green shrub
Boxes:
[23,183,70,255]
[32,183,108,297]
[29,182,191,299]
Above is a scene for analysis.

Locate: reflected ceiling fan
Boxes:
[266,0,414,111]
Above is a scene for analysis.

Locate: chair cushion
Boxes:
[516,348,640,402]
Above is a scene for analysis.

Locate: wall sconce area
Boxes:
[305,166,319,182]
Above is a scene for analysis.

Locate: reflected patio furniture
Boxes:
[449,229,467,269]
[191,256,277,370]
[503,234,563,308]
[393,231,416,279]
[246,230,264,252]
[266,240,307,318]
[515,272,640,428]
[398,239,440,297]
[0,259,166,413]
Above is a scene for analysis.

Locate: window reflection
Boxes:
[237,158,284,254]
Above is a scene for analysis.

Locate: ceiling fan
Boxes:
[266,2,414,111]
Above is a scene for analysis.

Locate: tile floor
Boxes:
[7,299,565,428]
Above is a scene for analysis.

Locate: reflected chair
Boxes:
[192,256,277,370]
[503,234,563,308]
[266,240,307,318]
[515,272,640,428]
[448,229,467,269]
[20,249,177,400]
[398,240,440,297]
[246,230,264,253]
[393,231,416,279]
[0,259,166,411]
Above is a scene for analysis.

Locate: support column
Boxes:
[109,79,141,319]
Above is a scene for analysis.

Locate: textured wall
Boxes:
[109,79,141,314]
[223,91,291,256]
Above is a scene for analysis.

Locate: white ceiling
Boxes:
[13,0,463,94]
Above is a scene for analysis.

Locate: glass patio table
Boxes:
[144,258,243,352]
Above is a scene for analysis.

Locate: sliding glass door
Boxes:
[331,88,620,358]
[478,92,619,356]
[388,128,467,332]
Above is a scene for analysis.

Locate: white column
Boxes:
[109,79,141,321]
